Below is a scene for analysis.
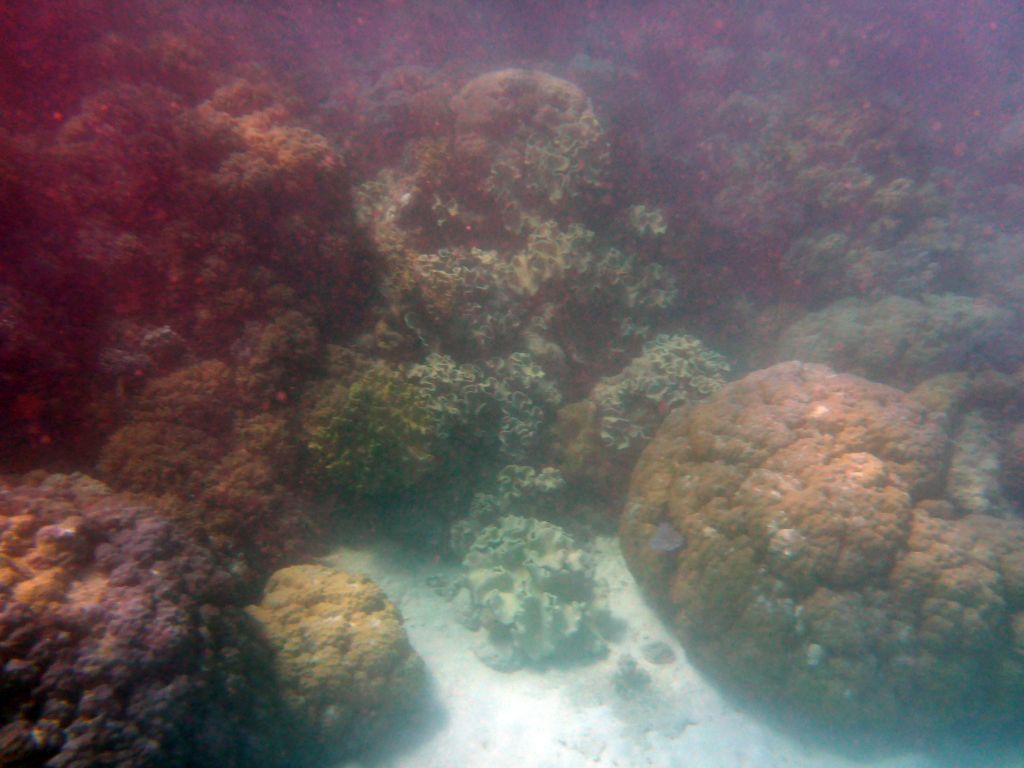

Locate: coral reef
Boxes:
[451,465,569,554]
[554,333,729,501]
[0,474,290,767]
[354,67,676,377]
[621,362,1024,744]
[306,363,437,499]
[246,564,425,761]
[590,334,730,452]
[456,515,610,671]
[450,69,609,227]
[304,349,565,549]
[775,293,1018,389]
[946,412,1016,517]
[98,352,318,571]
[4,6,1024,761]
[1,34,367,468]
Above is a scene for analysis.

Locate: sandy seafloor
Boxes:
[324,538,1019,768]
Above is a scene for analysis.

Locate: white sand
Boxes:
[322,537,973,768]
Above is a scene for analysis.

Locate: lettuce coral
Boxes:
[451,69,609,228]
[458,515,610,670]
[591,333,730,452]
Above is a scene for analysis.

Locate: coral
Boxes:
[451,69,609,228]
[590,333,730,452]
[410,351,562,463]
[456,515,610,670]
[303,349,562,521]
[968,231,1024,309]
[97,360,236,497]
[775,293,1018,389]
[621,362,1024,744]
[404,246,525,354]
[626,205,668,238]
[2,49,367,473]
[306,363,437,498]
[552,399,619,495]
[488,352,563,460]
[98,359,316,570]
[946,412,1016,517]
[1003,423,1024,502]
[552,333,729,502]
[451,465,568,554]
[408,352,495,442]
[231,310,322,402]
[354,70,675,374]
[508,220,596,297]
[246,564,425,761]
[0,474,290,767]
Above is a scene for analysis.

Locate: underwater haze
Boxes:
[3,1,1024,766]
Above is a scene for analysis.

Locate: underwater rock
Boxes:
[1003,422,1024,502]
[775,293,1017,389]
[621,361,1024,746]
[246,564,426,761]
[457,515,610,670]
[0,474,289,767]
[639,640,676,665]
[612,654,651,698]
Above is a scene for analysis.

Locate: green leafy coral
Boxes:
[452,464,568,554]
[591,333,730,451]
[457,514,609,670]
[305,350,565,503]
[307,364,436,498]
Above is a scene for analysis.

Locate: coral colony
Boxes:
[3,2,1024,766]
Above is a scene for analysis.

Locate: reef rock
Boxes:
[0,474,288,767]
[621,361,1024,745]
[774,293,1017,389]
[247,564,426,760]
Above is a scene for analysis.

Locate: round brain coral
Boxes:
[246,564,426,761]
[0,474,289,767]
[620,361,1024,747]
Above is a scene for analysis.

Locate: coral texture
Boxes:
[554,333,729,501]
[621,362,1024,744]
[246,564,425,760]
[775,293,1017,389]
[306,363,437,498]
[451,68,609,226]
[98,352,318,570]
[457,515,609,671]
[354,68,676,377]
[0,474,289,767]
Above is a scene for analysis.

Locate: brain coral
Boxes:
[0,474,289,767]
[620,362,1024,746]
[246,564,425,760]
